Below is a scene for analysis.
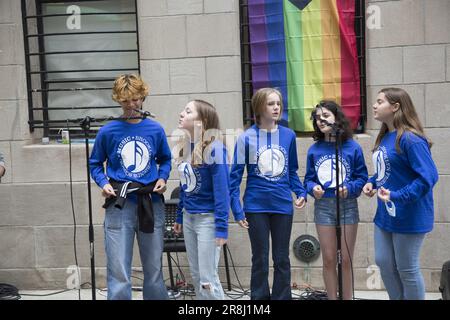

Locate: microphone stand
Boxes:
[330,123,344,300]
[319,116,345,300]
[80,116,97,300]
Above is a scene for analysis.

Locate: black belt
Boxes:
[103,179,163,233]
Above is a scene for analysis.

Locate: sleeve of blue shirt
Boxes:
[89,129,110,188]
[175,182,184,224]
[368,174,378,188]
[389,140,438,204]
[210,145,230,239]
[229,136,246,222]
[288,134,306,199]
[156,128,172,182]
[304,149,318,197]
[344,144,369,198]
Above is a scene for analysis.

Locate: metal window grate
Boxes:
[239,0,367,133]
[21,0,140,139]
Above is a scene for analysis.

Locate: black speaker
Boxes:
[439,260,450,300]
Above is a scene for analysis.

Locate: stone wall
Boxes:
[0,0,449,292]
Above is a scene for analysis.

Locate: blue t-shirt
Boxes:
[368,131,438,233]
[304,139,368,199]
[89,119,172,190]
[175,141,230,239]
[230,125,306,219]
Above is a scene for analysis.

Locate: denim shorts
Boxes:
[314,197,359,225]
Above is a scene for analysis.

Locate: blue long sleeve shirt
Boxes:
[175,141,230,239]
[304,139,368,199]
[368,131,438,233]
[89,119,172,190]
[230,125,306,219]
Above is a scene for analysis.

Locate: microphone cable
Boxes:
[338,135,356,300]
[0,284,20,300]
[222,244,251,299]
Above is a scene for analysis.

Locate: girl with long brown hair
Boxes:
[362,87,438,300]
[173,100,232,299]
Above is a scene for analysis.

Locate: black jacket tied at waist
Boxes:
[103,179,163,233]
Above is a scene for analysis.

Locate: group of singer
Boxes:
[88,74,438,301]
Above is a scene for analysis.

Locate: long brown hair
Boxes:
[373,87,432,153]
[177,100,222,166]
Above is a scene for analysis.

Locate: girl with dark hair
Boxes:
[304,100,368,300]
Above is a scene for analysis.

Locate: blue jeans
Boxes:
[314,197,359,225]
[104,197,168,300]
[246,213,293,300]
[374,225,426,300]
[183,211,224,300]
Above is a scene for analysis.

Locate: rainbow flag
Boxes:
[248,0,360,131]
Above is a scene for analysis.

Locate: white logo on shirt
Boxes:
[372,146,390,186]
[316,155,349,189]
[256,145,287,181]
[117,136,152,178]
[178,162,201,194]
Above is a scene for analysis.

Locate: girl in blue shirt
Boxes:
[363,87,438,300]
[173,100,230,300]
[230,88,306,300]
[304,100,368,300]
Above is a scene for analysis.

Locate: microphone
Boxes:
[320,119,334,127]
[320,119,338,129]
[320,119,342,134]
[133,108,156,119]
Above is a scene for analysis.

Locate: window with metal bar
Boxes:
[22,0,140,138]
[239,0,367,133]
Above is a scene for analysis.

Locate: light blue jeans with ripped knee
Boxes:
[182,210,224,300]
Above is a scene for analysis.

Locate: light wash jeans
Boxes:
[104,197,169,300]
[374,225,426,300]
[183,211,224,300]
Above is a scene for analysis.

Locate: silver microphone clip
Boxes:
[133,108,156,119]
